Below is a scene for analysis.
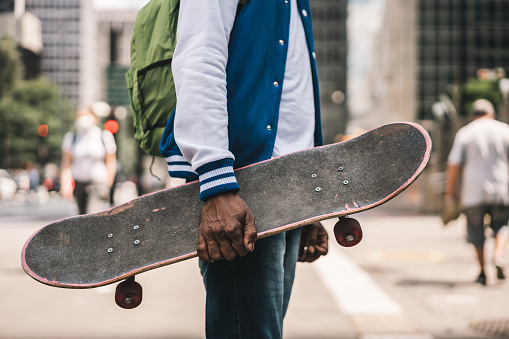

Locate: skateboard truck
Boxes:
[115,276,143,309]
[334,217,363,247]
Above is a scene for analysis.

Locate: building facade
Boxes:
[379,0,509,122]
[310,0,348,143]
[25,0,99,107]
[96,10,136,108]
[0,0,42,79]
[417,0,509,118]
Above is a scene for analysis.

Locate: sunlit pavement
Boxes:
[1,191,508,338]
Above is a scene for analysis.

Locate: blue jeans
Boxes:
[199,228,302,339]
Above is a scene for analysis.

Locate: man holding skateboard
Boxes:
[162,0,329,337]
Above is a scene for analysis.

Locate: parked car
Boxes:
[0,169,18,200]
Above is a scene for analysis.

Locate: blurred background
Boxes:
[1,0,509,212]
[1,1,509,338]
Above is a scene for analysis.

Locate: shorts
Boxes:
[463,205,509,247]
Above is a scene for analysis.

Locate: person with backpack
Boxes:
[172,1,329,337]
[128,0,329,337]
[60,107,117,215]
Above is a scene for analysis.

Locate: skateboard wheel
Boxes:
[115,278,142,309]
[334,217,362,247]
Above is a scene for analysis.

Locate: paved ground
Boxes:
[1,192,509,338]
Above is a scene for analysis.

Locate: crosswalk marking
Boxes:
[313,222,434,338]
[314,244,403,315]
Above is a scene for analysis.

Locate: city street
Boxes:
[2,0,509,338]
[1,192,509,339]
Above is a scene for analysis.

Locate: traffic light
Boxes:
[38,124,49,137]
[104,119,119,134]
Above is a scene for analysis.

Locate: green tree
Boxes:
[0,36,24,100]
[461,78,503,116]
[0,79,74,168]
[0,36,74,169]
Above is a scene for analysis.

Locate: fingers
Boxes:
[300,248,320,262]
[299,223,315,262]
[198,192,257,262]
[222,224,247,260]
[299,244,322,262]
[316,225,329,256]
[243,210,257,253]
[298,222,329,263]
[197,233,212,262]
[305,243,328,262]
[198,222,242,262]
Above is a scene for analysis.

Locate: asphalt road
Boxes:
[1,193,509,339]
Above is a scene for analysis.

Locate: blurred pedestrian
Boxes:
[25,162,39,192]
[446,99,509,286]
[24,162,40,203]
[60,107,117,214]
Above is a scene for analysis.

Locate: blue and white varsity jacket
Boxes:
[160,0,322,201]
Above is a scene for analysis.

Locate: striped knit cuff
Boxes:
[196,159,240,201]
[165,154,199,181]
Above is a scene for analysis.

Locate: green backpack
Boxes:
[125,0,180,156]
[126,0,247,157]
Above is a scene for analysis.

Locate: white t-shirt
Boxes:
[448,118,509,207]
[272,0,315,157]
[62,126,117,183]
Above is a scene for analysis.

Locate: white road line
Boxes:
[314,228,435,338]
[314,244,403,315]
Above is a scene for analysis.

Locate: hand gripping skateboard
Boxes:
[22,122,431,309]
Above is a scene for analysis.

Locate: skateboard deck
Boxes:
[22,122,431,291]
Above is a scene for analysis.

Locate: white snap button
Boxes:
[302,10,308,17]
[274,81,279,87]
[267,125,272,131]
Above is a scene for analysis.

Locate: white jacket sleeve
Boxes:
[172,0,241,201]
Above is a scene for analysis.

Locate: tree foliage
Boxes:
[0,36,24,100]
[461,78,503,116]
[0,36,74,169]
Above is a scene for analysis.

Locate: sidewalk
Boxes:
[1,205,509,338]
[333,212,509,339]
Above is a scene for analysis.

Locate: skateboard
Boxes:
[22,122,431,309]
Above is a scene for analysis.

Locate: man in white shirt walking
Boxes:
[446,99,509,286]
